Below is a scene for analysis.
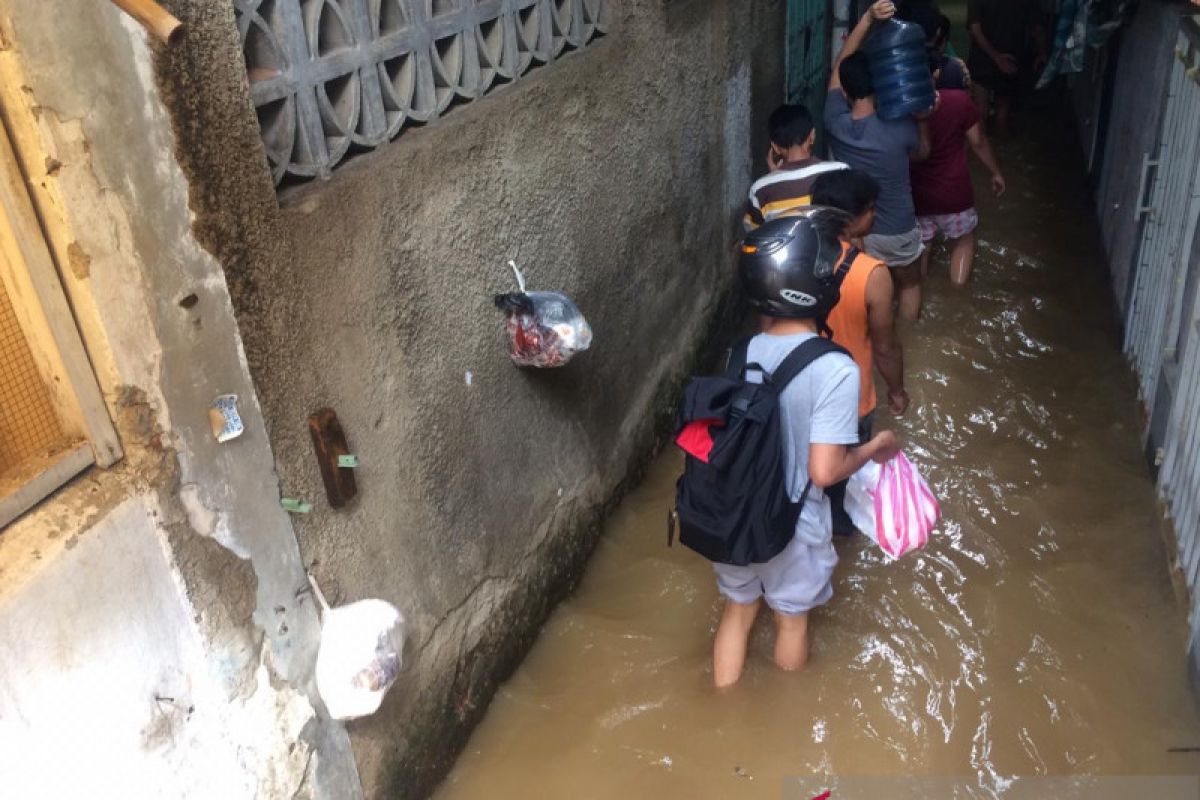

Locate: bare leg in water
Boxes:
[894,259,924,321]
[948,231,976,285]
[919,232,976,286]
[713,600,812,686]
[993,95,1012,133]
[713,599,760,688]
[972,83,1012,134]
[772,610,811,672]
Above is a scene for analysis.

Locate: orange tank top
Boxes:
[826,244,884,418]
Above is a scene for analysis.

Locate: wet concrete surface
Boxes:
[434,102,1200,798]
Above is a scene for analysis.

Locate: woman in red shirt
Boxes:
[910,57,1006,286]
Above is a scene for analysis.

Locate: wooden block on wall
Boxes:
[308,407,357,508]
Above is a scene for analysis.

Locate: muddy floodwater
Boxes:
[435,115,1200,797]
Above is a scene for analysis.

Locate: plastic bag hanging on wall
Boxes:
[308,572,405,720]
[493,260,592,368]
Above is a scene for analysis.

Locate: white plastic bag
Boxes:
[845,451,940,559]
[309,573,405,720]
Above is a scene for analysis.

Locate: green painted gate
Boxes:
[786,0,832,142]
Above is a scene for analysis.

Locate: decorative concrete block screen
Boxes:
[235,0,608,186]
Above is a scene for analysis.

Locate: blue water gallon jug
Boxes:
[863,19,936,121]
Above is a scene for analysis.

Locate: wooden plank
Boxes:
[108,0,183,45]
[308,408,357,509]
[0,442,93,530]
[0,106,122,467]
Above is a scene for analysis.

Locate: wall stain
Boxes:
[66,240,89,278]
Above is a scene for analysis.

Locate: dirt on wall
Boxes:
[150,1,786,795]
[151,0,287,318]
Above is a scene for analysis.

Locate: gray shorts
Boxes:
[713,537,837,615]
[864,226,924,268]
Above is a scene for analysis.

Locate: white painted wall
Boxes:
[0,497,319,799]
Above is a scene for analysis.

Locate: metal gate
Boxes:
[1127,18,1200,657]
[1125,27,1200,411]
[1162,259,1200,646]
[786,0,831,128]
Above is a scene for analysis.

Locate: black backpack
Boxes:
[670,335,850,566]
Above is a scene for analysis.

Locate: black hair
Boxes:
[839,52,874,100]
[928,48,947,75]
[812,168,880,220]
[910,6,950,44]
[896,0,938,17]
[767,104,815,149]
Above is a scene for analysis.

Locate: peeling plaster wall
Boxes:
[0,498,315,799]
[0,1,360,797]
[151,0,787,796]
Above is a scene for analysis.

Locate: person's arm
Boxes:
[965,122,1005,195]
[802,358,902,487]
[910,117,932,162]
[864,266,908,414]
[809,431,901,487]
[968,20,1018,74]
[830,0,896,91]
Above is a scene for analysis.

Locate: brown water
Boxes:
[435,113,1200,797]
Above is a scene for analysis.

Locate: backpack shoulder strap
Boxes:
[834,246,860,285]
[768,337,850,394]
[725,335,753,379]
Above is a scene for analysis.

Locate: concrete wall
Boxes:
[0,1,359,797]
[154,0,786,795]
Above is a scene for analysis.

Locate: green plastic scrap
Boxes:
[338,454,359,468]
[281,497,313,514]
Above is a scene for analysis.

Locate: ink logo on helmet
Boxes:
[780,288,818,307]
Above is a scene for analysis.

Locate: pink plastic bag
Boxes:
[844,452,940,559]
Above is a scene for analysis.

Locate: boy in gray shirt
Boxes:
[715,213,901,688]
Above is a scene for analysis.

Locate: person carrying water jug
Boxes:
[825,0,934,321]
[700,212,901,688]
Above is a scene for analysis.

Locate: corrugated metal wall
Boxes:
[1109,15,1200,664]
[1124,27,1200,411]
[1161,265,1200,641]
[1091,3,1181,314]
[1153,25,1200,653]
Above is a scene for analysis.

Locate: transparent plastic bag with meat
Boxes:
[493,260,592,368]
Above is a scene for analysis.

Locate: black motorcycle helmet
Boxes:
[738,209,848,321]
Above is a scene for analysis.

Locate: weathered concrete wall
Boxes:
[154,0,786,795]
[0,1,359,797]
[1086,0,1184,314]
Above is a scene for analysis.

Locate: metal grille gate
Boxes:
[786,0,830,134]
[1125,18,1200,654]
[1126,28,1200,411]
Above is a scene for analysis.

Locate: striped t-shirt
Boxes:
[743,158,849,231]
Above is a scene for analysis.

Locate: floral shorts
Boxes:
[917,208,979,242]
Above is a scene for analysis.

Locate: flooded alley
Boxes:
[436,106,1200,797]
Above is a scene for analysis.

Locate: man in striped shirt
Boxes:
[743,104,848,231]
